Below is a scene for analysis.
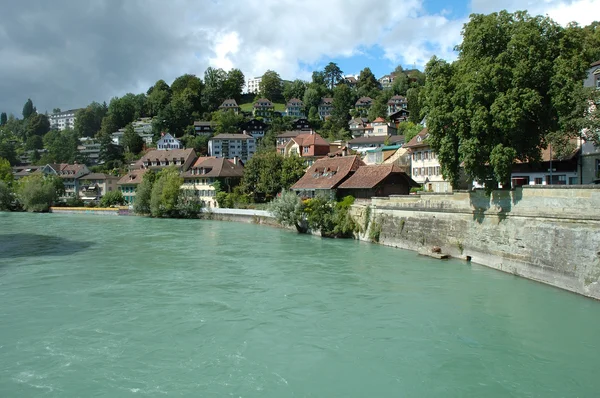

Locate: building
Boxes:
[387,95,407,115]
[241,119,269,140]
[283,131,329,159]
[111,120,153,146]
[219,99,240,114]
[348,135,404,153]
[157,133,183,150]
[364,145,404,165]
[390,109,410,125]
[253,98,274,121]
[194,121,215,136]
[318,97,333,120]
[404,128,450,193]
[285,98,304,118]
[78,173,120,202]
[338,163,419,199]
[276,131,303,154]
[355,97,373,113]
[246,77,262,94]
[181,157,244,208]
[77,137,102,165]
[52,163,91,198]
[117,169,147,204]
[378,74,396,89]
[208,133,256,163]
[511,144,580,187]
[292,118,311,131]
[343,75,359,89]
[291,155,365,199]
[349,117,372,138]
[581,59,600,184]
[370,117,397,136]
[135,148,197,172]
[49,109,81,130]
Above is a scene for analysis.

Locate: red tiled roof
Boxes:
[183,157,244,178]
[291,132,329,147]
[291,155,364,190]
[403,128,429,148]
[338,164,419,189]
[372,117,386,123]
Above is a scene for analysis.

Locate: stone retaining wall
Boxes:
[352,187,600,299]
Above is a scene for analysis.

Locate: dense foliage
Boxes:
[16,174,63,212]
[99,190,126,207]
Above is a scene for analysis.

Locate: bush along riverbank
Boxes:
[268,191,357,238]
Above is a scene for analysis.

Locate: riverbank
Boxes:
[352,186,600,300]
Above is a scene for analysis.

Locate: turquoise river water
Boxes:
[0,212,599,397]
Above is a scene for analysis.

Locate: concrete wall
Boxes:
[199,208,279,227]
[352,186,600,299]
[50,207,124,216]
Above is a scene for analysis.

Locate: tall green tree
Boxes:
[133,170,156,215]
[203,67,228,111]
[25,113,50,137]
[223,69,245,102]
[259,70,284,102]
[368,91,390,121]
[331,84,354,130]
[356,67,380,98]
[422,11,594,188]
[280,155,306,190]
[150,167,183,217]
[324,62,344,91]
[240,150,285,202]
[16,174,62,212]
[0,157,13,185]
[283,79,308,103]
[122,124,144,154]
[43,128,79,163]
[75,102,107,137]
[107,94,138,128]
[406,86,422,124]
[214,110,244,135]
[22,99,36,119]
[0,112,7,126]
[146,80,172,117]
[0,141,17,166]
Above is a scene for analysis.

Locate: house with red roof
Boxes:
[181,157,244,208]
[283,131,330,160]
[338,163,419,199]
[291,155,364,199]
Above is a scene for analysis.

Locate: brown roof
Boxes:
[372,117,386,123]
[515,139,580,163]
[277,130,304,138]
[403,128,429,148]
[291,155,364,190]
[183,157,244,178]
[138,148,195,163]
[219,99,239,107]
[194,121,214,127]
[339,164,419,189]
[345,76,357,83]
[287,98,303,106]
[388,95,407,102]
[320,97,333,105]
[211,133,254,140]
[591,60,600,67]
[79,173,118,180]
[356,97,373,106]
[291,132,329,147]
[117,169,148,185]
[254,98,273,107]
[349,135,404,145]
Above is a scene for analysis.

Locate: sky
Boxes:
[0,0,598,116]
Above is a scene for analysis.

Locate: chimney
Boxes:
[233,156,239,165]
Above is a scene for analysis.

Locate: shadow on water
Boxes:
[0,233,94,260]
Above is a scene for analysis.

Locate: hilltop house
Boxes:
[370,117,397,136]
[349,118,372,138]
[378,74,396,89]
[194,121,215,136]
[157,133,183,150]
[387,95,407,115]
[318,97,333,119]
[253,98,274,121]
[49,109,81,131]
[355,97,373,113]
[389,109,410,125]
[181,157,244,208]
[208,133,256,163]
[219,99,240,114]
[241,118,269,139]
[292,118,311,131]
[291,155,364,199]
[285,98,304,118]
[338,163,418,199]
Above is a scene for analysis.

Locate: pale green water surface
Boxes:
[0,212,599,397]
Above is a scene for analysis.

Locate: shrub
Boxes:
[16,174,60,212]
[99,190,125,207]
[268,191,307,232]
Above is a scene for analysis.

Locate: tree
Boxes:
[99,190,125,207]
[268,191,307,233]
[303,87,322,115]
[240,150,284,201]
[324,62,343,91]
[259,70,284,102]
[146,80,172,117]
[391,73,409,96]
[133,170,156,215]
[22,99,36,119]
[181,134,209,155]
[122,124,144,154]
[331,84,354,131]
[0,141,17,166]
[356,67,380,98]
[52,108,61,114]
[75,102,106,137]
[0,157,13,185]
[25,135,43,151]
[43,128,79,163]
[422,11,594,189]
[280,155,306,190]
[150,167,183,217]
[16,174,60,212]
[224,69,245,102]
[406,86,422,124]
[397,121,423,143]
[283,79,307,103]
[203,67,228,111]
[368,91,390,121]
[0,112,6,126]
[0,181,13,211]
[213,110,244,135]
[25,113,50,137]
[171,74,203,114]
[107,94,138,128]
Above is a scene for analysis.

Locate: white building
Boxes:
[157,133,183,150]
[246,77,262,94]
[404,128,451,193]
[208,133,256,163]
[49,109,80,130]
[111,118,154,146]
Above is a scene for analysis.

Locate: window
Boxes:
[303,147,309,154]
[535,177,543,185]
[424,151,429,160]
[569,177,578,185]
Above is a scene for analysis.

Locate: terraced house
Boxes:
[219,99,240,114]
[285,98,304,118]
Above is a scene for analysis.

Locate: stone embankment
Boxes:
[351,186,600,299]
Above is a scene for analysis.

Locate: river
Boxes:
[0,212,599,397]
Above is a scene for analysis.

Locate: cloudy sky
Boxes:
[1,0,598,115]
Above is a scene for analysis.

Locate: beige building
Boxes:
[78,173,120,202]
[181,157,244,208]
[404,128,451,193]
